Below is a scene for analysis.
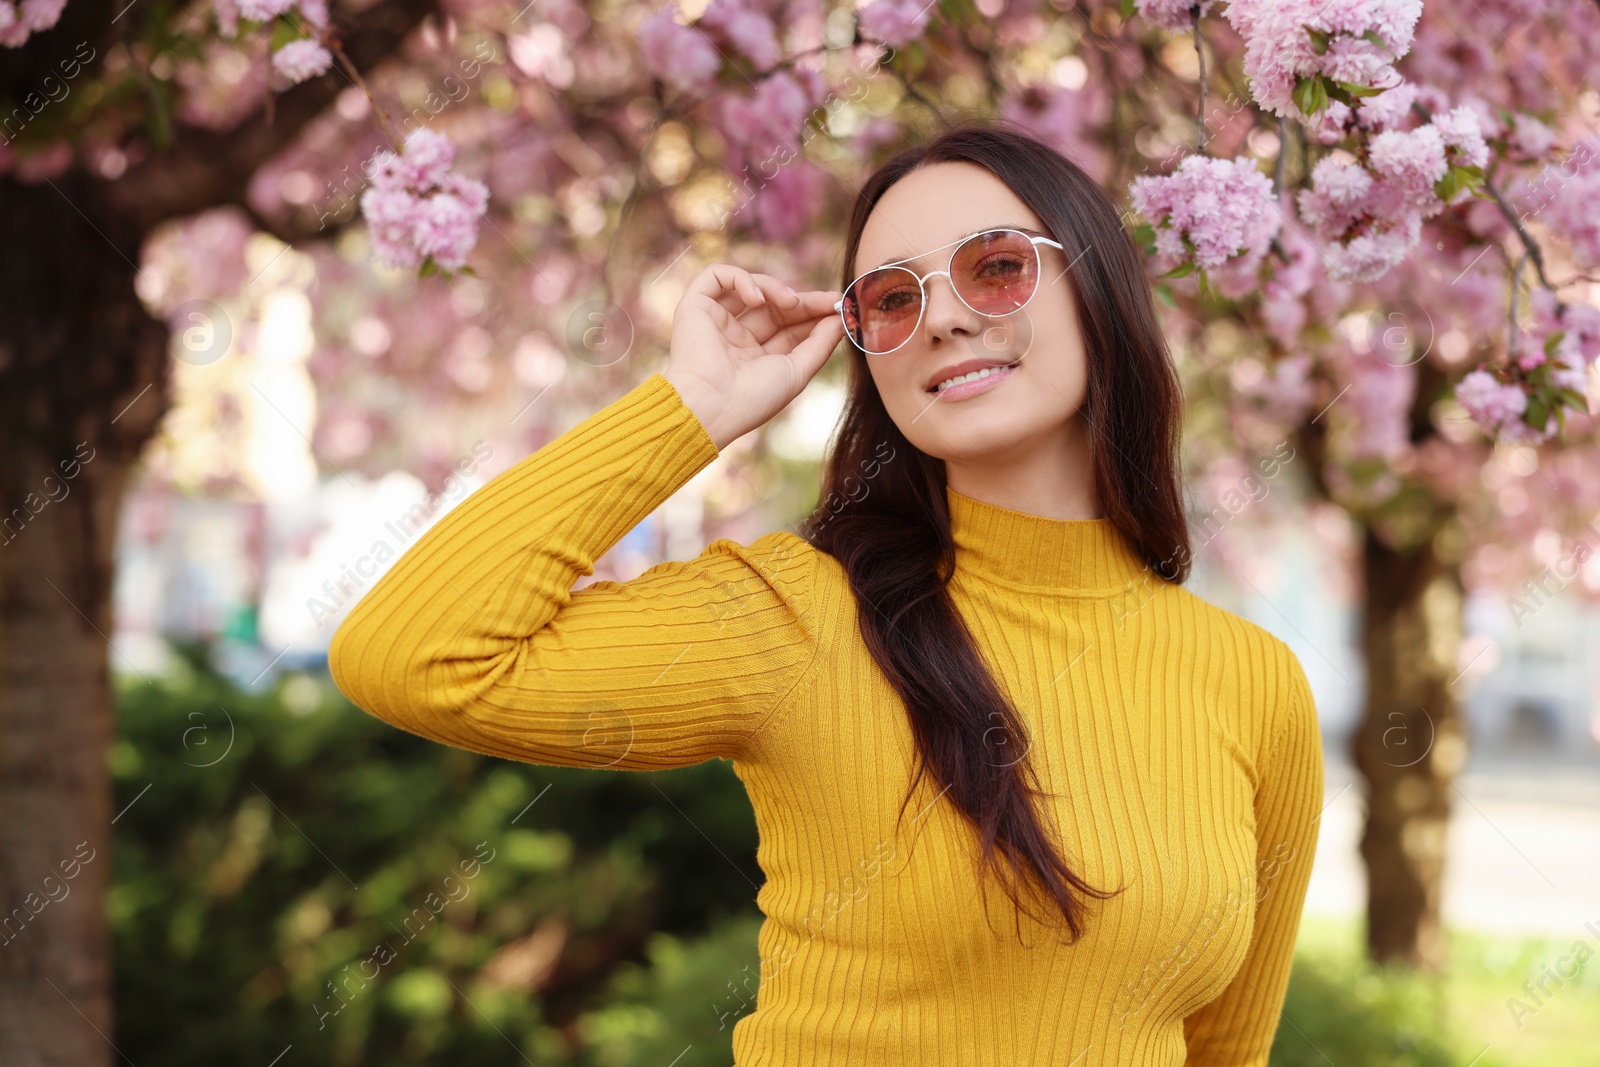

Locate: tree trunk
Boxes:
[0,176,170,1066]
[1352,522,1467,972]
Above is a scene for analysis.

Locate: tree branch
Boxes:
[1481,172,1554,292]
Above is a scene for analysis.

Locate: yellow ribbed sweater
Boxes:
[330,372,1325,1067]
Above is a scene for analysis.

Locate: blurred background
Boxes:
[4,0,1600,1063]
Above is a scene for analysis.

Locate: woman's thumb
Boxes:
[793,315,843,376]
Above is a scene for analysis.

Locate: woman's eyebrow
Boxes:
[867,225,1047,271]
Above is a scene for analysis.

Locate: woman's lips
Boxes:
[931,362,1019,402]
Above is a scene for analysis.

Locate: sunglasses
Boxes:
[834,227,1066,356]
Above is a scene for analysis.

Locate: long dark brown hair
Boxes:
[803,120,1192,943]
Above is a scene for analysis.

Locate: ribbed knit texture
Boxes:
[329,372,1325,1067]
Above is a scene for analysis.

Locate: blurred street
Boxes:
[1309,752,1600,937]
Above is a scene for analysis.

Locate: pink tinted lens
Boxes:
[843,265,922,354]
[952,230,1040,315]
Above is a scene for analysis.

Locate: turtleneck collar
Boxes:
[945,485,1154,595]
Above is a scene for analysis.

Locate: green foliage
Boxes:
[1271,917,1600,1067]
[112,641,766,1065]
[580,914,766,1067]
[1272,951,1458,1067]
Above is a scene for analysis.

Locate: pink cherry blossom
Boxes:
[398,128,456,191]
[1129,154,1281,285]
[238,0,296,22]
[1322,214,1420,283]
[639,9,723,95]
[1133,0,1216,32]
[1223,0,1423,122]
[0,0,67,46]
[1507,114,1559,160]
[411,192,481,269]
[1537,136,1600,269]
[1368,124,1448,205]
[699,0,781,69]
[857,0,934,48]
[1356,82,1420,132]
[359,131,489,273]
[273,39,333,84]
[1432,105,1488,168]
[1455,368,1528,430]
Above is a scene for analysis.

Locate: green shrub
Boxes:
[112,640,765,1065]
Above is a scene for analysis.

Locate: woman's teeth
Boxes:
[933,361,1019,393]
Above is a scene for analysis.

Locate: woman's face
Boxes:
[852,161,1089,468]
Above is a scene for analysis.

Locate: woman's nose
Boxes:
[921,272,982,344]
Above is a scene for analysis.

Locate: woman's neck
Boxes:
[942,416,1101,520]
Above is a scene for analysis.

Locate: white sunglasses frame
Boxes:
[833,228,1067,356]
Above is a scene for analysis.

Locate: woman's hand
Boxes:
[664,264,845,450]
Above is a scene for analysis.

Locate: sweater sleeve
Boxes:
[1182,653,1324,1066]
[328,372,818,770]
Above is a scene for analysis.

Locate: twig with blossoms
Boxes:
[232,1,489,278]
[359,129,488,276]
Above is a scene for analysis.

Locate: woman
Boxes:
[331,121,1324,1066]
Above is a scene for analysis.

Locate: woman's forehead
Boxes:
[857,164,1043,272]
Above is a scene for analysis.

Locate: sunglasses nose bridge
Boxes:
[920,267,983,323]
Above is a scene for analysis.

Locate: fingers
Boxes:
[690,264,767,317]
[689,264,839,321]
[767,306,845,356]
[748,273,800,310]
[790,312,847,377]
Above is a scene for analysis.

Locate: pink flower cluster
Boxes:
[1133,0,1217,33]
[715,69,826,158]
[214,0,334,85]
[1296,99,1487,282]
[1222,0,1423,122]
[699,0,781,69]
[273,38,333,83]
[1128,154,1281,297]
[0,0,66,47]
[215,0,327,34]
[1260,199,1322,346]
[1522,290,1600,381]
[359,130,489,273]
[1208,0,1503,285]
[639,9,723,95]
[1455,291,1600,444]
[857,0,935,47]
[1455,370,1529,432]
[1533,136,1600,270]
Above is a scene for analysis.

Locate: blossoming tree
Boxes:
[3,0,1599,1058]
